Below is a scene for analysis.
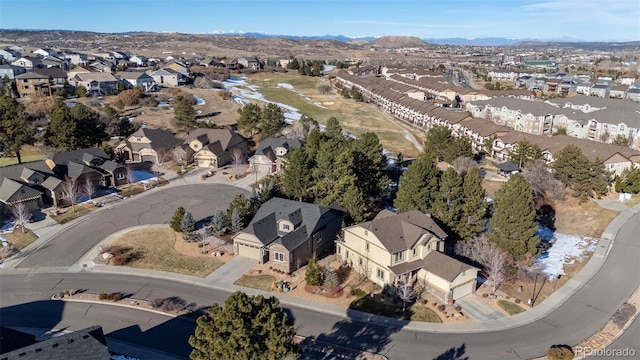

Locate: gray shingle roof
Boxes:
[243,197,343,250]
[184,128,247,154]
[497,161,521,172]
[129,128,180,151]
[254,138,303,161]
[0,178,42,203]
[359,210,447,254]
[421,251,476,282]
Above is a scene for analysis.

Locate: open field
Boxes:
[245,72,422,157]
[109,228,224,277]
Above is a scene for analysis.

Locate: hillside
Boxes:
[369,36,429,48]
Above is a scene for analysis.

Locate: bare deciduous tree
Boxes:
[317,84,332,95]
[451,156,477,177]
[10,201,32,233]
[396,279,417,311]
[60,176,80,212]
[82,175,97,200]
[523,159,567,203]
[457,235,512,293]
[125,164,137,190]
[231,148,245,176]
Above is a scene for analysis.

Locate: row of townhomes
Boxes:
[0,128,252,217]
[0,45,269,98]
[487,69,640,100]
[232,197,478,303]
[334,68,640,175]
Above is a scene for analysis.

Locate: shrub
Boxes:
[55,291,65,299]
[438,304,446,312]
[305,258,324,286]
[482,293,489,298]
[546,345,574,360]
[99,293,108,300]
[151,297,187,312]
[110,292,122,301]
[454,305,462,312]
[515,299,521,304]
[110,253,129,266]
[351,288,366,298]
[323,266,340,287]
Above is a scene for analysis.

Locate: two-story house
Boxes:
[116,128,180,164]
[14,72,51,98]
[233,197,345,274]
[115,71,156,91]
[338,210,478,302]
[249,138,303,175]
[184,128,248,168]
[69,72,118,95]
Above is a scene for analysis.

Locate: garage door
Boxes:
[142,155,155,163]
[451,280,475,300]
[236,242,262,259]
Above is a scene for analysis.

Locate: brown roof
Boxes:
[184,128,246,153]
[360,210,447,253]
[421,251,476,282]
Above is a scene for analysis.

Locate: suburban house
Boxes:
[165,60,189,76]
[0,47,21,62]
[32,67,67,89]
[149,68,185,86]
[11,56,42,69]
[14,72,51,98]
[0,64,26,79]
[0,177,44,214]
[0,161,62,215]
[233,197,345,273]
[69,72,118,95]
[184,128,248,168]
[45,148,127,187]
[237,57,260,70]
[338,210,478,302]
[115,71,156,91]
[116,128,180,164]
[249,138,303,175]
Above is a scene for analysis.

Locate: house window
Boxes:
[358,257,363,266]
[412,248,417,256]
[376,268,385,280]
[116,172,125,180]
[365,243,370,251]
[364,230,368,236]
[282,224,290,231]
[313,232,322,242]
[274,252,284,262]
[394,251,404,262]
[345,251,349,259]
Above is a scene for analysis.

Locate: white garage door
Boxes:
[452,281,475,300]
[236,243,262,259]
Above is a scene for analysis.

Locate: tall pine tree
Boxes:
[459,167,487,240]
[432,168,464,235]
[236,103,262,136]
[174,95,197,133]
[394,152,440,214]
[0,95,34,164]
[259,103,285,138]
[282,147,313,201]
[488,174,539,260]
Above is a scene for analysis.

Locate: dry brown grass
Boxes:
[482,179,505,199]
[2,229,38,250]
[553,197,620,237]
[109,228,224,277]
[52,204,94,224]
[234,274,277,292]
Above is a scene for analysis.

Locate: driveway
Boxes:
[206,256,257,284]
[456,295,506,322]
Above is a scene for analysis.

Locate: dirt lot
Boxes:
[552,196,620,237]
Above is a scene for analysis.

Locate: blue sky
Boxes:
[1,0,638,41]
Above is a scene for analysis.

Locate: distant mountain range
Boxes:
[205,31,635,46]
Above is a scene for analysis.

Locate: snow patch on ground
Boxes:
[194,95,205,105]
[276,83,294,90]
[224,77,303,124]
[536,233,597,278]
[132,171,157,183]
[110,355,140,360]
[323,65,336,72]
[313,102,326,108]
[1,221,15,244]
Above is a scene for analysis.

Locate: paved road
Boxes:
[15,184,246,268]
[1,206,638,360]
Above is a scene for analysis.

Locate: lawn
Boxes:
[52,205,93,224]
[0,155,45,167]
[244,73,421,157]
[2,229,38,249]
[497,300,526,315]
[349,296,442,323]
[109,228,224,277]
[234,274,276,292]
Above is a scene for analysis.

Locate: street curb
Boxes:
[57,297,179,318]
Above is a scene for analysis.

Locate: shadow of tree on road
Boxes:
[433,344,468,360]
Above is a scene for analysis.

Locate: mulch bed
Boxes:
[304,284,344,298]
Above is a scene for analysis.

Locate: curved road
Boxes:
[2,184,639,359]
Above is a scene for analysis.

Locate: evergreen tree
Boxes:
[227,193,252,225]
[230,208,243,234]
[299,114,318,139]
[188,291,298,360]
[553,145,611,202]
[70,103,107,148]
[324,116,343,139]
[210,209,227,236]
[0,95,34,164]
[236,103,262,136]
[323,266,340,287]
[305,258,324,286]
[394,152,441,214]
[459,167,487,240]
[612,134,630,146]
[509,140,542,168]
[170,207,186,232]
[181,211,196,241]
[45,101,107,150]
[286,58,300,70]
[75,85,87,97]
[352,132,390,202]
[259,103,285,138]
[349,86,362,101]
[487,174,539,260]
[443,136,473,163]
[282,147,313,201]
[174,95,197,133]
[615,165,640,193]
[424,125,453,162]
[304,128,325,159]
[432,168,464,235]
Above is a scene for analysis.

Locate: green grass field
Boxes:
[0,155,45,167]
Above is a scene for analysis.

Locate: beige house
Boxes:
[185,128,247,168]
[249,138,303,175]
[338,210,478,302]
[116,128,179,164]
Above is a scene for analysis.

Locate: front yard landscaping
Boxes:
[105,228,225,277]
[51,204,96,224]
[1,228,38,250]
[349,296,442,323]
[234,274,277,292]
